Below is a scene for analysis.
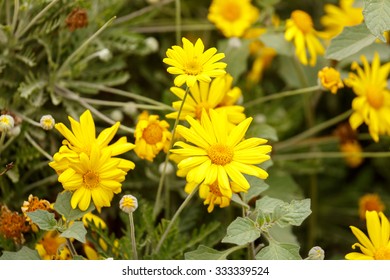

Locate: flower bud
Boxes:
[307,246,325,260]
[40,115,55,130]
[0,114,15,132]
[119,195,138,214]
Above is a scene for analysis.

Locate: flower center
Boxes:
[221,2,241,22]
[143,123,163,145]
[83,171,100,189]
[185,59,202,75]
[366,87,384,109]
[207,143,234,165]
[291,10,313,34]
[209,181,222,197]
[374,247,390,260]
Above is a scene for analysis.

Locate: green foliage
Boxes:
[363,0,390,42]
[222,217,261,245]
[60,221,87,243]
[26,209,57,231]
[256,242,301,260]
[0,246,41,260]
[54,191,95,221]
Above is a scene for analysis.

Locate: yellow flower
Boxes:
[207,0,259,38]
[186,181,231,213]
[346,211,390,260]
[58,144,131,211]
[359,194,386,220]
[50,110,135,174]
[163,37,227,88]
[284,10,325,66]
[339,140,363,168]
[166,74,246,128]
[171,109,272,198]
[134,111,172,161]
[344,53,390,142]
[35,230,70,260]
[318,66,344,94]
[82,212,107,229]
[321,0,363,39]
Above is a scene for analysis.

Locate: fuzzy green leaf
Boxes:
[184,245,245,260]
[256,242,301,260]
[26,209,57,231]
[0,246,41,260]
[325,24,376,61]
[243,176,269,203]
[60,221,87,243]
[54,191,95,221]
[260,32,294,56]
[222,217,260,245]
[363,0,390,42]
[218,38,250,81]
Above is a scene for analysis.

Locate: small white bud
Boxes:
[110,110,124,122]
[40,115,55,130]
[307,246,325,260]
[254,114,267,124]
[145,37,159,52]
[97,48,112,62]
[119,195,138,214]
[159,162,174,175]
[7,125,21,137]
[0,114,15,132]
[123,102,138,117]
[228,37,242,49]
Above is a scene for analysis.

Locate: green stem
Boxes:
[15,0,59,39]
[0,132,6,158]
[55,86,135,134]
[308,175,318,249]
[24,132,53,161]
[129,22,214,34]
[155,182,199,254]
[56,16,116,78]
[175,0,181,44]
[11,0,19,34]
[80,97,172,111]
[273,151,390,161]
[113,0,175,26]
[66,81,172,111]
[66,238,77,258]
[153,86,190,218]
[128,212,138,260]
[274,109,352,151]
[243,85,320,108]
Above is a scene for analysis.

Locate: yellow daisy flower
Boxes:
[344,53,390,142]
[284,10,325,66]
[185,181,231,213]
[321,0,363,39]
[58,144,131,211]
[359,194,386,220]
[207,0,259,38]
[35,230,70,260]
[166,74,246,127]
[318,66,344,94]
[134,111,172,162]
[171,109,272,198]
[163,37,227,88]
[50,110,135,174]
[346,211,390,260]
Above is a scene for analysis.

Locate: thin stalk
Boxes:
[128,212,138,260]
[273,151,390,161]
[15,0,59,39]
[11,0,19,34]
[0,133,6,158]
[66,81,172,110]
[113,0,175,26]
[243,85,320,108]
[24,132,53,161]
[175,0,181,44]
[66,238,77,258]
[56,16,116,78]
[274,110,352,151]
[155,182,199,254]
[153,86,190,218]
[80,97,173,111]
[129,23,214,33]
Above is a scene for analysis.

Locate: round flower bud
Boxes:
[97,48,112,62]
[159,162,174,175]
[228,37,242,49]
[8,126,21,137]
[119,195,138,214]
[40,115,55,130]
[123,102,138,117]
[145,37,159,52]
[0,114,15,132]
[110,109,124,122]
[307,246,325,260]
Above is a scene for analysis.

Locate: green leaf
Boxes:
[247,122,278,142]
[54,191,95,221]
[276,199,312,227]
[0,246,41,260]
[363,0,390,42]
[243,175,269,204]
[260,32,294,56]
[256,242,301,260]
[218,38,250,81]
[26,209,57,231]
[325,24,377,61]
[185,245,244,260]
[60,221,87,243]
[255,196,285,213]
[222,217,260,245]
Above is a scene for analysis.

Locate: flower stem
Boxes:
[274,109,352,151]
[66,238,77,258]
[0,132,6,158]
[243,85,320,108]
[273,151,390,161]
[155,182,199,254]
[24,132,53,161]
[128,212,138,260]
[153,86,190,218]
[175,0,181,44]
